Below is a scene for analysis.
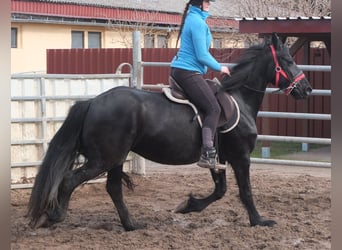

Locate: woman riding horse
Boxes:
[171,0,230,169]
[27,33,312,231]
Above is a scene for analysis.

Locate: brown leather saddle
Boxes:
[163,76,240,133]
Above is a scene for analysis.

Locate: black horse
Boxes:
[28,33,312,231]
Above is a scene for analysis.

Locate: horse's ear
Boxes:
[271,33,280,48]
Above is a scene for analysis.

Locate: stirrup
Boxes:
[197,147,226,170]
[197,161,226,170]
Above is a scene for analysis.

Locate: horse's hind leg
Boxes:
[106,165,146,231]
[39,160,107,228]
[231,159,277,227]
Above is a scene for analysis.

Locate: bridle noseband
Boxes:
[270,44,305,95]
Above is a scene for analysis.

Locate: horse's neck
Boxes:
[232,80,267,119]
[225,52,272,119]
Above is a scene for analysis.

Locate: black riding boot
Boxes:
[197,146,217,169]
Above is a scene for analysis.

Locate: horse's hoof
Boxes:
[251,217,277,227]
[174,199,189,214]
[174,194,203,214]
[30,214,50,229]
[124,222,146,231]
[263,219,277,227]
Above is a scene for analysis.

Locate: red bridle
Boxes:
[270,44,306,95]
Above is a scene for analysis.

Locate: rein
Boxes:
[243,84,265,94]
[269,44,305,95]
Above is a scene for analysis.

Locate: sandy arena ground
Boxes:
[11,157,331,250]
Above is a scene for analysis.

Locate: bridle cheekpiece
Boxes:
[270,44,305,95]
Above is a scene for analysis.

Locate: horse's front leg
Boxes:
[106,166,146,231]
[175,168,227,213]
[231,158,277,227]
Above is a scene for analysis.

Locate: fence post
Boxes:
[132,31,142,89]
[131,31,146,175]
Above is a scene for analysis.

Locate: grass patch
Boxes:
[251,141,326,158]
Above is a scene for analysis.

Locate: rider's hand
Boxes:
[220,66,231,76]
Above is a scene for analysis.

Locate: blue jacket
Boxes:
[171,5,221,75]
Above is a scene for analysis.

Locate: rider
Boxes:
[170,0,230,169]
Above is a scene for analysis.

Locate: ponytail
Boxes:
[175,1,192,49]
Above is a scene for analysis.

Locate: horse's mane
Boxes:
[220,42,268,91]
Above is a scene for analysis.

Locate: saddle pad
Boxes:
[218,93,240,133]
[162,87,203,127]
[163,87,241,133]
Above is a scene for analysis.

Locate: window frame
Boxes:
[88,31,102,48]
[11,27,18,48]
[71,31,85,48]
[144,34,155,48]
[212,38,223,49]
[157,34,168,48]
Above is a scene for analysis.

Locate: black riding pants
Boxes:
[171,67,221,148]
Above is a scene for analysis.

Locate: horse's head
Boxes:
[268,33,312,99]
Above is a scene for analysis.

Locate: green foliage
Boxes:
[251,141,326,158]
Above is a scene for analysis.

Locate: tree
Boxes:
[238,0,331,17]
[106,9,170,48]
[232,0,331,47]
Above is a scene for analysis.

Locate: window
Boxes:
[11,28,18,48]
[71,31,84,48]
[157,35,168,48]
[213,38,222,48]
[88,32,101,48]
[144,34,154,48]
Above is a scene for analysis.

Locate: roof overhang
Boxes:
[11,0,238,32]
[237,17,331,56]
[238,17,330,34]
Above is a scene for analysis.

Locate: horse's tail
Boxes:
[27,100,91,227]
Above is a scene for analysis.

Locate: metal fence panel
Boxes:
[11,73,131,187]
[47,47,331,138]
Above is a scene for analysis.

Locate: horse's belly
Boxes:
[132,130,202,165]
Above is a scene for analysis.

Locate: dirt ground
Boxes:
[11,161,331,250]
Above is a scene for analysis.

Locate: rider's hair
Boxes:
[175,1,193,49]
